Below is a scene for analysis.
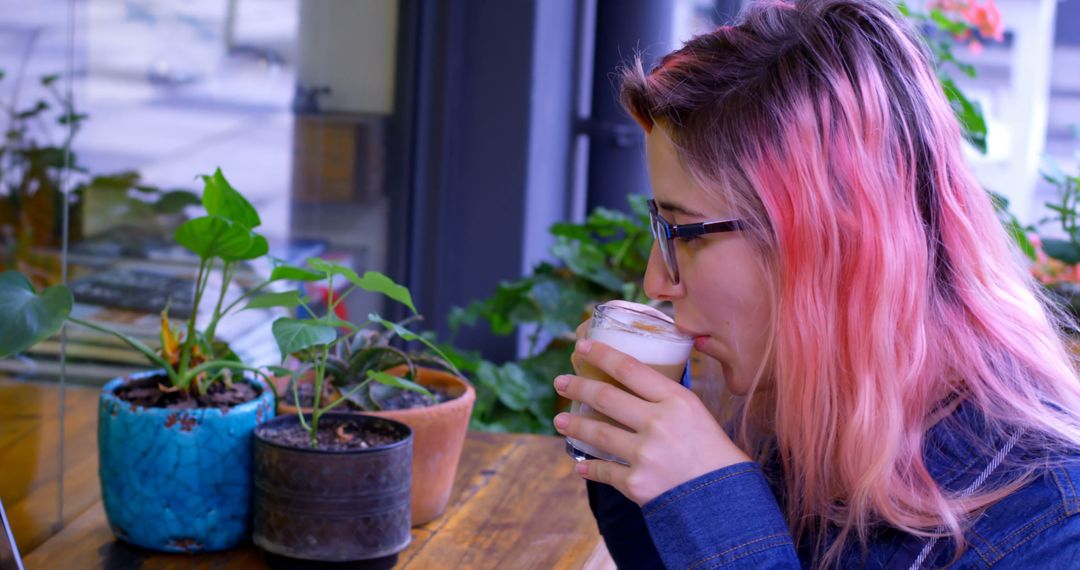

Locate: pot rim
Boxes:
[101,369,273,415]
[254,411,413,455]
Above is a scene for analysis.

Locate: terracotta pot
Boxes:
[365,365,475,526]
[270,366,476,526]
[271,373,338,417]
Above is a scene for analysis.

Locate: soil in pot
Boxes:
[115,374,257,410]
[258,415,403,450]
[253,413,413,562]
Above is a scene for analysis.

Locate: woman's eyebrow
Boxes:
[656,200,707,219]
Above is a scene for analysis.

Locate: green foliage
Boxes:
[0,170,280,395]
[449,195,652,434]
[267,258,453,448]
[272,318,338,356]
[900,5,990,155]
[0,69,199,280]
[1038,157,1080,266]
[0,271,73,358]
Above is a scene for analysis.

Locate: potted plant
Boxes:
[0,169,292,552]
[273,310,476,526]
[252,257,467,560]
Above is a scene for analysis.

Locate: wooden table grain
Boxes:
[1,378,613,569]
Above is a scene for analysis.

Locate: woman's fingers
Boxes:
[554,374,651,431]
[575,319,590,341]
[574,339,683,403]
[575,460,638,502]
[571,319,591,374]
[553,411,637,462]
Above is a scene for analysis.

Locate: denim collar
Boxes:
[922,397,1031,493]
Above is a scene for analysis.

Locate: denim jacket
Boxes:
[588,400,1080,569]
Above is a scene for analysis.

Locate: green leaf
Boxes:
[369,314,422,342]
[551,238,626,292]
[1042,238,1080,266]
[484,361,531,412]
[235,233,269,261]
[369,314,462,377]
[929,10,969,35]
[16,100,49,120]
[0,272,73,358]
[201,168,260,229]
[174,216,254,260]
[941,77,987,154]
[351,271,416,314]
[270,265,325,282]
[57,112,88,125]
[271,318,337,360]
[322,316,358,330]
[1004,220,1036,262]
[40,74,59,86]
[307,257,361,281]
[367,370,433,397]
[153,190,202,214]
[246,290,305,309]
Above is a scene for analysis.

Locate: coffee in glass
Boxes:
[566,300,693,463]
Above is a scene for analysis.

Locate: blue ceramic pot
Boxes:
[98,371,275,552]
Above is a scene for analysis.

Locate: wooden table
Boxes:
[0,378,613,569]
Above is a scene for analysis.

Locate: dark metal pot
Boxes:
[252,413,412,561]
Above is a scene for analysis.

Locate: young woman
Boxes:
[552,0,1080,567]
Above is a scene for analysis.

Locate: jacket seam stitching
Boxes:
[968,526,1003,562]
[691,535,795,570]
[1057,466,1080,514]
[984,511,1071,565]
[994,504,1063,546]
[646,466,760,514]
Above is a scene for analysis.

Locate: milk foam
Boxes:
[591,302,692,365]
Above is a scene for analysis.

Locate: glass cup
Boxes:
[565,300,694,464]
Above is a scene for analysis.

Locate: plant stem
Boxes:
[220,278,271,316]
[292,375,311,433]
[203,261,235,355]
[178,258,210,384]
[309,343,330,448]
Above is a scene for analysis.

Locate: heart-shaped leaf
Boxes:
[174,216,253,260]
[271,317,337,360]
[201,168,261,229]
[352,271,416,314]
[245,291,306,310]
[0,272,73,358]
[234,233,269,261]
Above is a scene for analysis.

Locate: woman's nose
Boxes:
[643,242,684,301]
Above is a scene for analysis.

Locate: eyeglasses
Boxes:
[648,199,743,285]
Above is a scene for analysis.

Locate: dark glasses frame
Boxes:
[648,199,743,284]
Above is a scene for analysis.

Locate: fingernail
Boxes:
[576,463,588,476]
[554,375,570,391]
[576,339,592,354]
[553,413,570,430]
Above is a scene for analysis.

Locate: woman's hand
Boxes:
[554,338,751,506]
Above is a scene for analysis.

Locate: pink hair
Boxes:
[622,0,1080,564]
